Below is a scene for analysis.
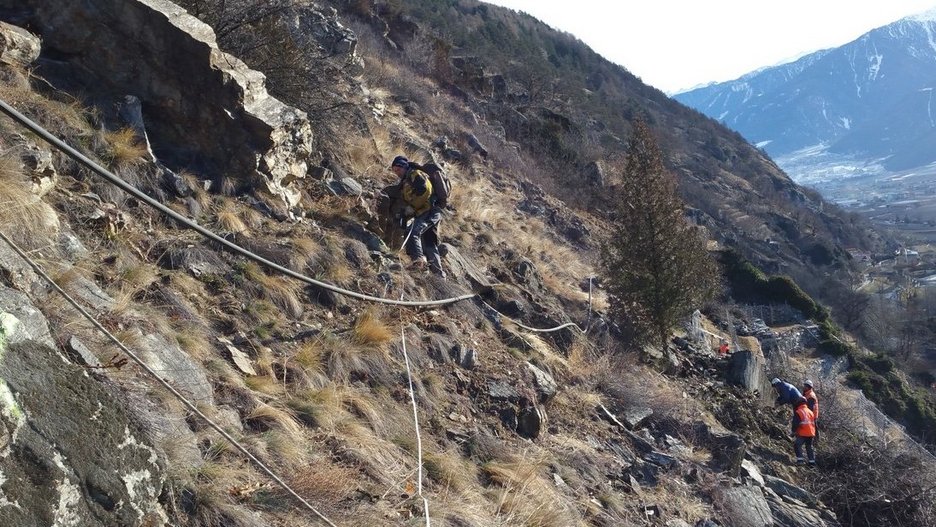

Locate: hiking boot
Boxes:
[408,259,428,272]
[795,458,806,465]
[807,460,816,466]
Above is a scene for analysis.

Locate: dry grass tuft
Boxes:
[287,384,386,436]
[424,450,477,493]
[175,327,213,362]
[351,309,394,349]
[324,259,354,284]
[482,455,582,527]
[255,273,303,319]
[167,455,262,527]
[288,386,343,431]
[263,429,309,465]
[321,240,354,284]
[291,237,319,269]
[103,128,149,168]
[284,341,328,389]
[241,206,265,230]
[244,374,286,397]
[237,261,265,284]
[319,331,393,384]
[217,204,249,236]
[285,462,359,514]
[245,402,303,438]
[293,341,325,372]
[0,154,60,249]
[0,67,94,140]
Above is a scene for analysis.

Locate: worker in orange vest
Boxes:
[803,379,819,443]
[792,399,817,465]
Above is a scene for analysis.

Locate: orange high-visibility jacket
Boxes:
[793,403,816,437]
[804,387,819,420]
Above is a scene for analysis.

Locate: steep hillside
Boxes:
[0,1,932,527]
[316,0,885,290]
[676,8,936,176]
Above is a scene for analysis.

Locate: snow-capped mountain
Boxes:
[674,8,936,179]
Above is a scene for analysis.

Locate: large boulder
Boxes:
[717,485,773,527]
[0,286,54,348]
[0,22,40,65]
[0,341,166,526]
[6,0,313,206]
[692,420,746,476]
[728,348,766,393]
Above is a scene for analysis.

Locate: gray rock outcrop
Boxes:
[718,485,773,527]
[0,341,166,526]
[0,286,54,348]
[280,4,362,73]
[729,348,766,393]
[7,0,313,206]
[0,22,40,65]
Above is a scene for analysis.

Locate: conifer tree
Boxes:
[601,121,718,347]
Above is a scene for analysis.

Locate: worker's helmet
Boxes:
[804,379,814,388]
[770,378,781,386]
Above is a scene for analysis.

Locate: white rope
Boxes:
[396,223,431,526]
[585,276,593,332]
[0,230,338,527]
[479,299,585,334]
[400,325,431,526]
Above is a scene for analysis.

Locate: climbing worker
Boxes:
[390,156,445,277]
[802,379,819,419]
[771,378,806,407]
[718,340,729,356]
[803,379,819,441]
[791,398,817,465]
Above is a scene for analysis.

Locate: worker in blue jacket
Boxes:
[771,378,806,407]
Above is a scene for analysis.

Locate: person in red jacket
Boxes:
[792,399,817,465]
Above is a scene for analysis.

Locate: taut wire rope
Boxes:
[0,98,473,308]
[0,96,589,331]
[0,230,338,527]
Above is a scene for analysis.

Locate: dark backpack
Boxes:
[421,162,452,208]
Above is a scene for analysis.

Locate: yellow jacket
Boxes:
[402,169,433,216]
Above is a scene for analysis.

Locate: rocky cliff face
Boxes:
[0,303,165,526]
[3,0,313,206]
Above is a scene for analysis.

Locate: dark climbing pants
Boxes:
[794,436,815,463]
[406,208,443,274]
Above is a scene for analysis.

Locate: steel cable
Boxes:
[0,230,338,527]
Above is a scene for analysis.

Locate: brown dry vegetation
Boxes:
[5,9,929,527]
[0,154,60,249]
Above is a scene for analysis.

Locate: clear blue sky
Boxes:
[485,1,936,93]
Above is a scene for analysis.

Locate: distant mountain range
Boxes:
[675,9,936,181]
